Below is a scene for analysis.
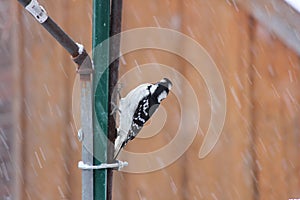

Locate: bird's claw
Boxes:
[110,83,123,115]
[110,101,121,115]
[115,82,123,100]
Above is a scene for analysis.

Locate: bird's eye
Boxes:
[158,97,165,103]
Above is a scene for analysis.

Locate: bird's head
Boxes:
[151,78,172,103]
[159,78,172,90]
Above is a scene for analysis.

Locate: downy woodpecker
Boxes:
[114,78,172,159]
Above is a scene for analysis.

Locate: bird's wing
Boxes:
[129,96,150,138]
[118,83,151,136]
[114,97,150,159]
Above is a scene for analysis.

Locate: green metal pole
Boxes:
[92,0,110,199]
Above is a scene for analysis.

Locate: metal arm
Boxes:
[17,0,93,80]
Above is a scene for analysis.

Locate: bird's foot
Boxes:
[110,101,121,115]
[110,83,123,115]
[111,82,123,101]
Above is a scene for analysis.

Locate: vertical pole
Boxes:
[81,80,94,200]
[107,0,123,199]
[93,0,110,199]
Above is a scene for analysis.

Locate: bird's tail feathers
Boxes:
[113,145,123,160]
[113,135,126,159]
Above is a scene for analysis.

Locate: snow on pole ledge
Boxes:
[25,0,48,23]
[78,160,128,171]
[76,43,84,55]
[285,0,300,13]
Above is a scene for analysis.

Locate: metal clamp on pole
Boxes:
[78,160,128,171]
[72,43,94,81]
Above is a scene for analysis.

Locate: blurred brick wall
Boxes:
[0,1,14,199]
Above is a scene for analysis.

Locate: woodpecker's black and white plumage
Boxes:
[114,78,172,159]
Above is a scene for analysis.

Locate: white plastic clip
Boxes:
[78,160,128,171]
[25,0,48,23]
